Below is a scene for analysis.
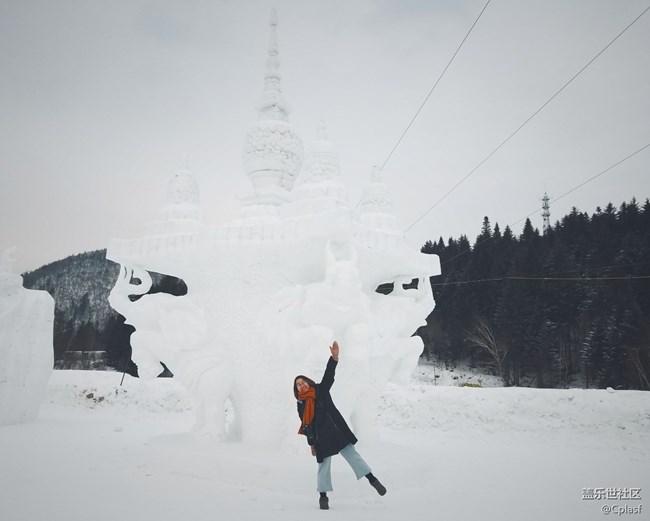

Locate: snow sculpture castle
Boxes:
[107,11,440,444]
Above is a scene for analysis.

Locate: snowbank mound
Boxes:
[46,368,650,455]
[0,269,54,426]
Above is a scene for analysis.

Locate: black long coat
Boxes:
[296,357,358,463]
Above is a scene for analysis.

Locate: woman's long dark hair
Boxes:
[293,375,316,399]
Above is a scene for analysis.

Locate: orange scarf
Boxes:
[297,387,316,434]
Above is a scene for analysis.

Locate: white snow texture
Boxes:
[106,12,440,444]
[0,248,54,426]
[2,369,648,521]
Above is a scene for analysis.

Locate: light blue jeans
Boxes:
[317,443,372,492]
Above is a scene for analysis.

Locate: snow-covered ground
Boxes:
[1,368,649,521]
[412,361,506,387]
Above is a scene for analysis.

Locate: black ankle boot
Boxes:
[369,476,387,496]
[319,493,329,510]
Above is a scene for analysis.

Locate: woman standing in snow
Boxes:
[293,340,386,510]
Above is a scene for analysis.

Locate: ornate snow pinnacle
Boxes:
[371,165,381,183]
[267,9,279,73]
[142,160,204,235]
[360,165,394,215]
[166,167,200,207]
[241,9,304,206]
[153,158,204,224]
[301,121,342,183]
[257,8,289,122]
[358,165,398,231]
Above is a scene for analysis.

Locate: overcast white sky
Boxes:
[1,0,649,273]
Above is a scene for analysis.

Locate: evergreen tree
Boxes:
[419,197,650,389]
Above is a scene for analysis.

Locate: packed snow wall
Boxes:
[108,223,438,445]
[0,251,54,426]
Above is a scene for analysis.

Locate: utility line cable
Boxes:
[378,0,493,173]
[535,261,649,276]
[430,275,650,287]
[508,143,650,229]
[439,141,650,266]
[404,4,650,233]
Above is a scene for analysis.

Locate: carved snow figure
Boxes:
[108,266,234,440]
[107,10,440,445]
[0,248,54,426]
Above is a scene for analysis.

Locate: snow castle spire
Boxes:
[143,160,204,236]
[301,121,342,183]
[359,166,398,231]
[256,8,288,121]
[241,9,304,206]
[292,121,348,213]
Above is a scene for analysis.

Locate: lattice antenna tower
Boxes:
[541,192,551,233]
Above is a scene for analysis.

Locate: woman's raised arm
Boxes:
[320,341,339,391]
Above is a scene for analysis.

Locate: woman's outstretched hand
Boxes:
[330,340,339,361]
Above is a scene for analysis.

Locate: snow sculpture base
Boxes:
[106,11,440,446]
[108,208,439,445]
[0,270,54,426]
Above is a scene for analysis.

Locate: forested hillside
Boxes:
[22,250,135,373]
[22,250,185,376]
[417,198,650,390]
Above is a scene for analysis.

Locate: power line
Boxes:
[379,0,492,173]
[509,143,650,229]
[431,275,650,287]
[511,276,650,281]
[404,4,650,233]
[537,261,650,276]
[439,141,650,266]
